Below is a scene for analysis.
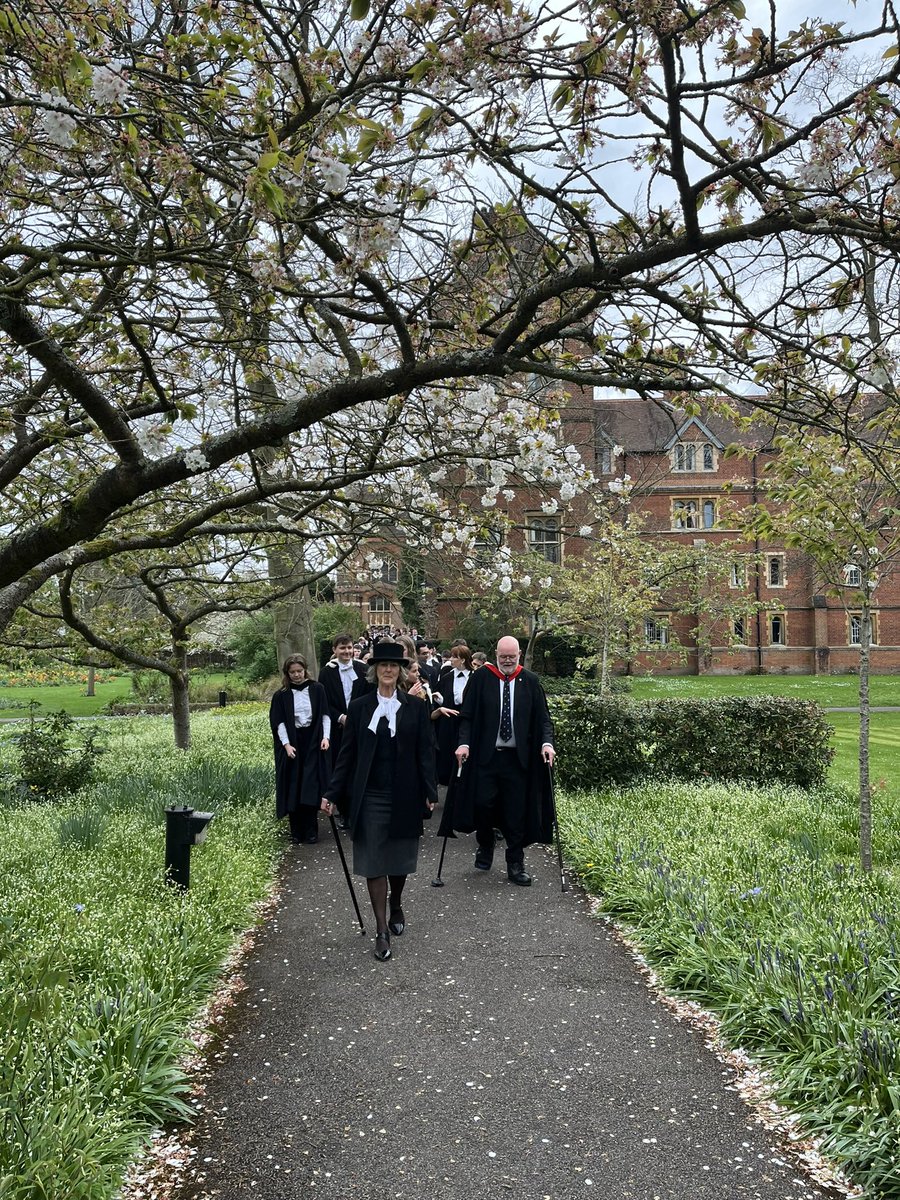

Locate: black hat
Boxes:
[370,642,409,666]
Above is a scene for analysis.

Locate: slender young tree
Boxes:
[747,436,900,870]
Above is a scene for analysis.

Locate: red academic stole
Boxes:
[485,664,524,682]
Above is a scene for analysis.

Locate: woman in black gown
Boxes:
[269,655,331,844]
[322,642,437,960]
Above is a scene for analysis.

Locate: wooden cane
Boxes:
[546,761,568,893]
[328,812,366,933]
[431,759,463,887]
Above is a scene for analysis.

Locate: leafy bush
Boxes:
[549,695,647,789]
[548,695,833,790]
[311,602,366,645]
[541,675,631,697]
[228,611,278,683]
[12,707,104,800]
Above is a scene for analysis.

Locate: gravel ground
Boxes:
[167,821,841,1200]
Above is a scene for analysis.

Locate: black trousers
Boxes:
[475,749,528,865]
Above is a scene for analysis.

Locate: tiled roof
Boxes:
[593,397,772,452]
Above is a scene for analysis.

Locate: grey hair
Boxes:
[366,662,409,687]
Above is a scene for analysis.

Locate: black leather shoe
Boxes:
[374,932,392,961]
[303,834,318,844]
[507,865,532,886]
[474,848,493,871]
[388,908,405,936]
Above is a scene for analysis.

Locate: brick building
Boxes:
[585,395,899,675]
[337,390,900,674]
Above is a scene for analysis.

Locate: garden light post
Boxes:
[164,805,215,889]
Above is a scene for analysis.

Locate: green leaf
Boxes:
[258,151,280,172]
[350,0,370,19]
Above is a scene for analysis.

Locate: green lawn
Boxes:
[0,672,248,719]
[0,678,133,717]
[628,672,900,707]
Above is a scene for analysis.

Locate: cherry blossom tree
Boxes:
[2,0,900,636]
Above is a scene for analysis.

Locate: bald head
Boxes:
[496,637,520,670]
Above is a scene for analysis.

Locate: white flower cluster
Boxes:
[797,160,830,188]
[316,153,350,195]
[134,420,170,456]
[183,447,210,473]
[39,93,77,148]
[91,62,129,106]
[607,473,632,495]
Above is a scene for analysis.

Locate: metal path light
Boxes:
[164,805,215,889]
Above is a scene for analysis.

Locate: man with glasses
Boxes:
[448,636,556,886]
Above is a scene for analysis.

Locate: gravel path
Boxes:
[170,822,840,1200]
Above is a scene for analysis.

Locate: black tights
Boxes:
[366,874,407,934]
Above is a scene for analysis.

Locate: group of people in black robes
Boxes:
[269,632,556,961]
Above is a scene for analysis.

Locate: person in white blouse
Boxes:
[269,655,331,844]
[432,644,473,788]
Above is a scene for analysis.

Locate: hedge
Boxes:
[548,694,834,790]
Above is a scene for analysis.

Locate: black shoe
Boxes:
[474,847,493,871]
[507,864,532,886]
[303,834,318,844]
[338,819,349,831]
[493,828,505,844]
[290,836,303,845]
[374,932,392,961]
[388,908,405,936]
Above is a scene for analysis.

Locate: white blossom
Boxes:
[797,160,831,187]
[39,94,77,148]
[579,524,593,537]
[316,154,350,194]
[520,574,531,588]
[183,447,210,473]
[91,63,129,106]
[539,576,552,588]
[499,576,512,594]
[541,498,558,515]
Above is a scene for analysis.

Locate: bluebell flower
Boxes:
[739,887,763,900]
[74,903,85,914]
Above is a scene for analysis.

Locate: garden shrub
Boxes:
[549,695,647,789]
[547,694,833,790]
[12,708,104,800]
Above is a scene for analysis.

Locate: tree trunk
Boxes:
[86,662,95,697]
[267,547,318,672]
[600,626,610,695]
[170,643,191,750]
[858,600,872,872]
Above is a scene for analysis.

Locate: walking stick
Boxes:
[546,762,568,893]
[432,759,463,888]
[328,812,366,934]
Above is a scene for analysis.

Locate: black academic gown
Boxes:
[319,658,368,767]
[269,682,331,819]
[433,672,471,786]
[325,691,437,839]
[439,666,555,846]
